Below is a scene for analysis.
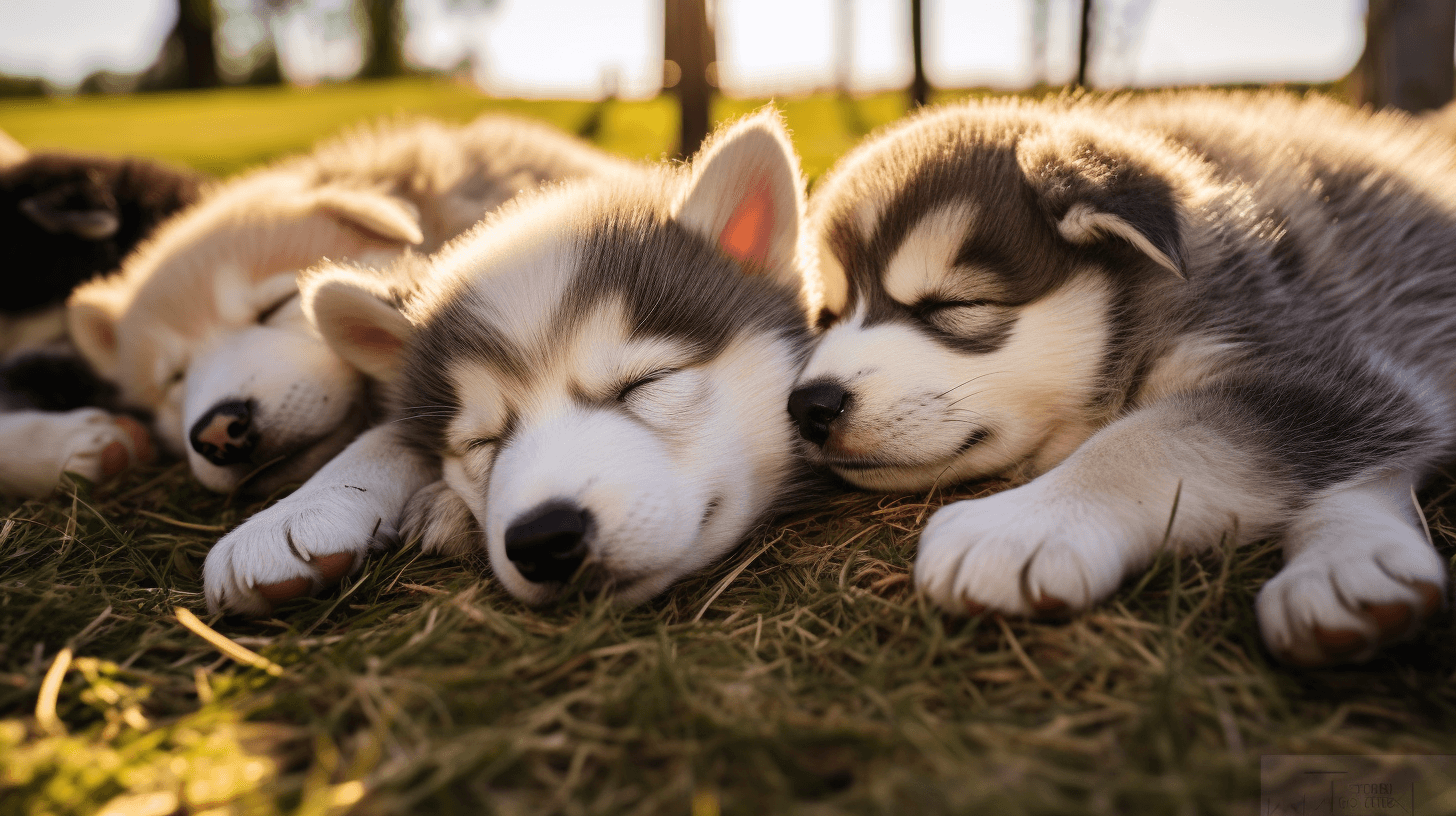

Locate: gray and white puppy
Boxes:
[790,92,1455,666]
[204,111,816,614]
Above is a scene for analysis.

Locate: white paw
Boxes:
[1257,516,1447,666]
[203,484,398,615]
[401,480,481,556]
[0,408,153,497]
[58,411,153,483]
[914,483,1145,616]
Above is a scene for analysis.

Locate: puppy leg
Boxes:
[0,408,153,497]
[1257,471,1446,666]
[916,396,1289,616]
[203,424,435,615]
[401,479,481,556]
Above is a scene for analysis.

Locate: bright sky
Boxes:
[0,0,1368,97]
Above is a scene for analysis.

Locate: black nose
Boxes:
[189,399,257,466]
[787,381,849,446]
[504,502,592,584]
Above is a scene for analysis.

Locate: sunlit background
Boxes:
[0,0,1365,97]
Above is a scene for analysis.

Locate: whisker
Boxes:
[934,371,1009,400]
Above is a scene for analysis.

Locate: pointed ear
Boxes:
[20,193,120,240]
[302,264,413,383]
[67,274,130,379]
[1017,128,1186,278]
[674,109,806,284]
[312,187,424,247]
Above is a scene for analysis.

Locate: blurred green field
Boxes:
[4,77,1455,816]
[0,76,915,180]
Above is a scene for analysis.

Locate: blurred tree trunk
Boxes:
[1075,0,1093,89]
[172,0,221,88]
[909,0,928,106]
[359,0,407,79]
[665,0,716,157]
[1355,0,1455,112]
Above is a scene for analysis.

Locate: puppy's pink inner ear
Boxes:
[345,321,403,355]
[718,182,774,268]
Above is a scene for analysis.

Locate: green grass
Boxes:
[3,77,1456,816]
[0,76,915,178]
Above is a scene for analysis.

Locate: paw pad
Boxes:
[250,553,356,609]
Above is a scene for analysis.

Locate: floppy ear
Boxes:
[302,265,414,383]
[20,190,120,240]
[67,275,130,379]
[1016,128,1186,278]
[312,187,424,247]
[674,109,806,286]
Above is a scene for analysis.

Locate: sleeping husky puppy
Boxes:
[68,116,631,495]
[790,92,1456,666]
[202,111,814,615]
[0,142,204,496]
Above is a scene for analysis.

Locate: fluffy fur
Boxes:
[202,110,818,616]
[791,92,1456,665]
[68,115,634,495]
[0,142,202,496]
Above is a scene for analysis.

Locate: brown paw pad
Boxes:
[311,552,355,583]
[100,441,130,480]
[1412,581,1445,619]
[256,576,311,604]
[113,415,155,463]
[1311,625,1368,661]
[1029,593,1071,618]
[1363,601,1415,641]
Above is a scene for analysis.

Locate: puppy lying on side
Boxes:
[0,137,204,496]
[67,115,632,497]
[790,92,1455,666]
[204,111,816,615]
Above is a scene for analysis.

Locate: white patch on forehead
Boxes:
[883,202,978,306]
[564,302,702,397]
[813,234,849,316]
[447,361,511,450]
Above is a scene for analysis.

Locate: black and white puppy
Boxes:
[791,93,1456,666]
[0,140,203,495]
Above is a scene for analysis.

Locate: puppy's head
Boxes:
[792,104,1189,490]
[306,110,813,605]
[68,177,424,493]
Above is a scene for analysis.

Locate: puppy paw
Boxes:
[0,408,155,497]
[401,480,481,556]
[1257,526,1447,666]
[914,484,1140,616]
[203,485,398,615]
[61,412,154,484]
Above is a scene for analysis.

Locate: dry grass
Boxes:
[3,79,1456,816]
[4,460,1456,815]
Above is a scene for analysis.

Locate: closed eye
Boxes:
[913,298,993,317]
[616,369,678,402]
[256,293,297,324]
[465,437,498,451]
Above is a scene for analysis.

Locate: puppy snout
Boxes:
[189,399,258,466]
[504,501,592,584]
[788,380,849,446]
